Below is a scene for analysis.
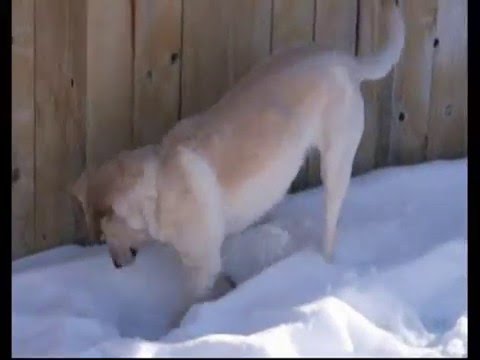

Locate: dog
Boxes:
[71,0,404,305]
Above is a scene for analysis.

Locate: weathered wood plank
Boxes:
[426,0,467,160]
[389,0,438,165]
[86,0,133,168]
[181,0,271,118]
[315,0,357,53]
[67,0,88,241]
[272,0,315,50]
[356,0,394,175]
[34,0,88,253]
[34,0,73,252]
[133,0,182,147]
[271,0,315,192]
[12,0,35,259]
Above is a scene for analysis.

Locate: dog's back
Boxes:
[158,2,404,236]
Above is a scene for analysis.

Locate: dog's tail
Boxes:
[354,0,405,82]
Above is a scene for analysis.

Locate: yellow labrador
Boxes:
[72,1,404,303]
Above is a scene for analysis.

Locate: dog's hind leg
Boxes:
[318,108,363,262]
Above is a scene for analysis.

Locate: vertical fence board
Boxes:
[67,0,88,240]
[181,0,271,118]
[133,0,182,147]
[272,0,315,50]
[308,0,358,185]
[34,0,73,251]
[34,0,87,253]
[315,0,357,53]
[271,0,315,192]
[12,0,35,259]
[389,0,438,165]
[67,0,87,173]
[426,0,467,160]
[86,0,133,168]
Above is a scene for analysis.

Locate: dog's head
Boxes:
[71,150,152,269]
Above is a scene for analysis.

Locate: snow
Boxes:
[12,159,468,357]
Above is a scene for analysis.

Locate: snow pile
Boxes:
[12,159,467,357]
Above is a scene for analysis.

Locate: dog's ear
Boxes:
[70,170,95,244]
[114,151,145,192]
[69,151,145,243]
[70,171,88,207]
[78,152,145,214]
[70,165,115,244]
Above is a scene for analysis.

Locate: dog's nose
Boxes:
[130,248,137,257]
[225,275,237,289]
[113,259,122,269]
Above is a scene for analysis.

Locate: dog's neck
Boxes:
[108,146,162,240]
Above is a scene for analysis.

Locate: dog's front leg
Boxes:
[161,147,226,327]
[178,231,223,302]
[166,220,223,330]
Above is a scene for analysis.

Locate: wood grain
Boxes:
[86,0,133,168]
[272,0,315,51]
[133,0,182,147]
[389,0,438,165]
[12,0,35,258]
[427,0,467,160]
[181,0,271,118]
[315,0,357,53]
[34,0,73,252]
[67,0,88,242]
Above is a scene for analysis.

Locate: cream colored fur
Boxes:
[72,1,404,308]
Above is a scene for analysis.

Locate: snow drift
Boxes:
[12,159,467,357]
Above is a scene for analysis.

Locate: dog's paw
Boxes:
[304,241,323,254]
[322,251,335,264]
[320,244,336,263]
[207,274,236,301]
[307,242,335,263]
[224,275,237,289]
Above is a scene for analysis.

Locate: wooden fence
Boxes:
[12,0,467,259]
